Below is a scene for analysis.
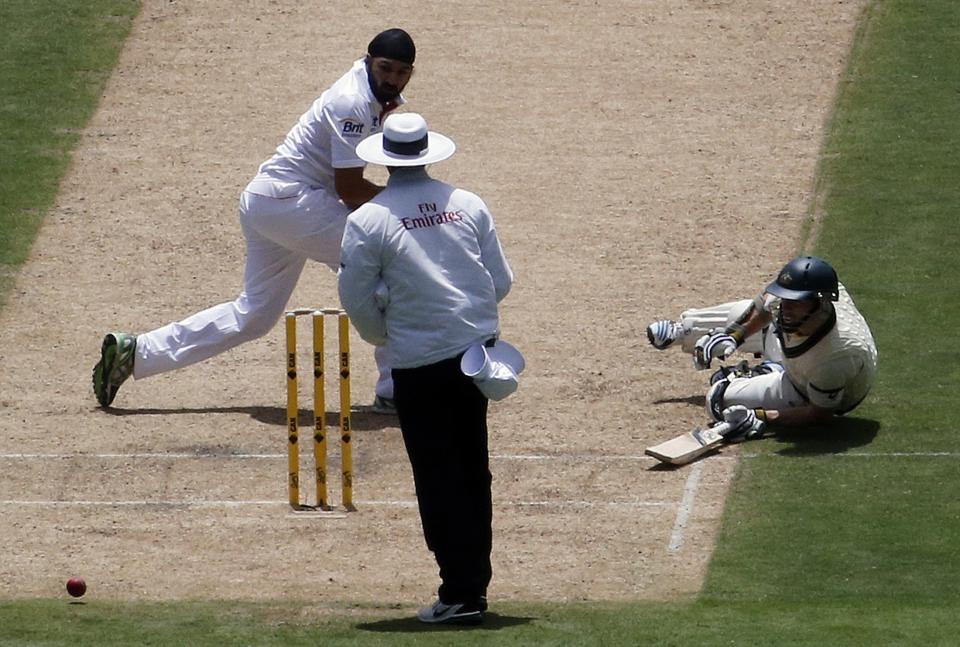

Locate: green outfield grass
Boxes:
[2,0,958,644]
[702,0,960,642]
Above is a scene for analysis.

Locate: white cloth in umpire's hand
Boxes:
[461,340,525,401]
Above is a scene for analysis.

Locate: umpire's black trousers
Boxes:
[393,354,492,606]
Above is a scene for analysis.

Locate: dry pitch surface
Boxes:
[0,1,863,606]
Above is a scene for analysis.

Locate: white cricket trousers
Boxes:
[132,188,393,399]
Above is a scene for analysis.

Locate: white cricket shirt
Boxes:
[338,168,513,369]
[768,284,878,412]
[245,58,401,197]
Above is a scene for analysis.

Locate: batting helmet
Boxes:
[765,256,839,302]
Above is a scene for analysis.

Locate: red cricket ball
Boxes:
[66,577,86,598]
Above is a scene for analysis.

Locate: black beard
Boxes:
[371,83,399,104]
[366,60,400,103]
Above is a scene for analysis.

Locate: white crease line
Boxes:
[4,452,958,461]
[0,498,669,509]
[0,452,657,461]
[0,500,284,508]
[513,500,669,508]
[491,454,652,461]
[0,453,282,459]
[351,499,669,509]
[667,461,705,553]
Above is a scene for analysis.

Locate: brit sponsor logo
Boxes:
[342,119,364,137]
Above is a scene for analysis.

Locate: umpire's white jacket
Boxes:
[338,168,513,369]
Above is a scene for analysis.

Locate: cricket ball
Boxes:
[66,577,86,598]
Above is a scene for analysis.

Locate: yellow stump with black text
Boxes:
[284,308,355,512]
[285,313,300,508]
[312,312,328,509]
[338,313,355,511]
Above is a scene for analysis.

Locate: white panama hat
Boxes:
[356,112,456,167]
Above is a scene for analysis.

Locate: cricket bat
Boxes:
[645,421,732,465]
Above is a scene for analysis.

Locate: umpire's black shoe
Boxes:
[416,600,485,625]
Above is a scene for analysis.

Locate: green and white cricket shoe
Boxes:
[92,333,137,407]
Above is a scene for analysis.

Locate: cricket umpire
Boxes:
[92,29,416,413]
[647,256,878,439]
[338,113,514,625]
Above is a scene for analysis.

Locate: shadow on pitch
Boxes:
[356,612,534,633]
[643,409,880,469]
[769,416,880,457]
[98,405,396,432]
[653,394,706,408]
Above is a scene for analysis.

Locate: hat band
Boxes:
[384,134,428,157]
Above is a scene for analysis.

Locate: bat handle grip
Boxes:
[711,421,734,439]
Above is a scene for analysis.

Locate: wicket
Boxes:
[284,308,355,512]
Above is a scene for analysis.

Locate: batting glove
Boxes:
[719,405,768,443]
[693,329,738,370]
